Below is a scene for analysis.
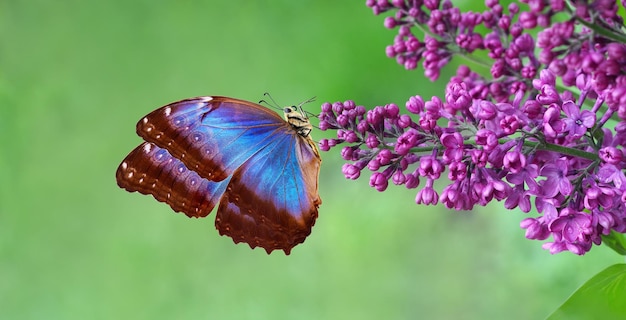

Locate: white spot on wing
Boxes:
[164,107,171,116]
[121,162,128,169]
[143,144,152,153]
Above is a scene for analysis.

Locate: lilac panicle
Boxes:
[320,0,626,255]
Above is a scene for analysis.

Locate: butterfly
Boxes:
[115,96,322,254]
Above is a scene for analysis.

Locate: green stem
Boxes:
[402,139,599,161]
[575,16,626,43]
[456,51,492,69]
[523,140,599,161]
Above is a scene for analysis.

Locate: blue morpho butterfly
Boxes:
[116,96,322,254]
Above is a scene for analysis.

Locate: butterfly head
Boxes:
[283,96,316,138]
[284,105,314,138]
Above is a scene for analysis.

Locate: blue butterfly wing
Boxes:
[216,127,322,254]
[136,96,289,182]
[116,96,322,254]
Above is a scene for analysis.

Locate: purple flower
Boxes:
[561,100,595,140]
[377,149,394,166]
[540,158,573,197]
[542,240,591,255]
[441,182,472,210]
[473,100,497,120]
[503,151,526,174]
[592,209,616,236]
[368,159,381,171]
[597,164,626,189]
[395,129,421,155]
[322,0,626,256]
[447,161,467,181]
[416,179,438,205]
[549,207,593,243]
[369,172,389,192]
[446,82,471,111]
[499,114,522,134]
[366,134,380,149]
[342,163,361,180]
[440,132,464,162]
[505,185,532,212]
[536,83,561,105]
[542,105,565,139]
[392,170,406,185]
[319,139,331,151]
[405,173,420,189]
[521,217,550,240]
[599,146,623,165]
[583,182,616,210]
[475,129,498,151]
[417,155,443,179]
[506,163,539,194]
[340,146,354,161]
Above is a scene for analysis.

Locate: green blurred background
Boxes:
[0,1,622,319]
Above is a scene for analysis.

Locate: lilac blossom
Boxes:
[321,0,626,255]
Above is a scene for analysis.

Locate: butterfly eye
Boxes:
[283,106,295,113]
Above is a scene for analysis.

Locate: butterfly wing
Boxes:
[116,142,230,217]
[217,128,322,254]
[135,96,289,182]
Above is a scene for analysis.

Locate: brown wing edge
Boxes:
[115,142,224,218]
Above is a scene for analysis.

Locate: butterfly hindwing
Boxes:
[116,142,229,217]
[216,127,322,254]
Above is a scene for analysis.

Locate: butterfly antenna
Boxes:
[297,96,317,119]
[265,92,281,107]
[259,92,284,112]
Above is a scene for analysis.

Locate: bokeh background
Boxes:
[1,1,623,319]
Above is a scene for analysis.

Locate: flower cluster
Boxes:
[319,0,626,255]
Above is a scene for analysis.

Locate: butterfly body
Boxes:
[116,96,321,254]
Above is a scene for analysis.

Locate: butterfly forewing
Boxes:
[136,97,291,182]
[116,96,322,254]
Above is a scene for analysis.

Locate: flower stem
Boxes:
[526,140,598,161]
[575,16,626,43]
